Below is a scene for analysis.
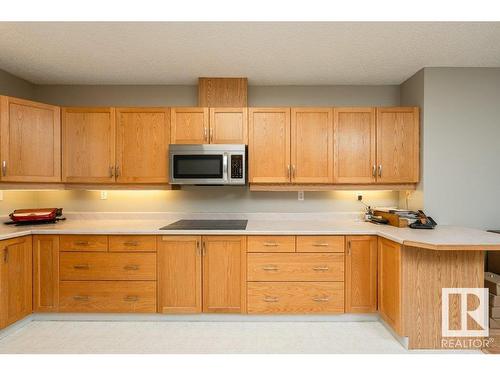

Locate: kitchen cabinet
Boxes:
[157,236,202,313]
[0,236,32,329]
[33,235,59,312]
[115,107,170,183]
[0,96,61,182]
[202,236,246,313]
[248,107,291,183]
[376,107,419,183]
[345,236,377,313]
[209,107,248,144]
[333,108,376,183]
[378,237,402,334]
[170,107,209,144]
[62,107,116,183]
[291,108,333,183]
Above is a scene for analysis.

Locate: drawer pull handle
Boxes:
[124,241,139,246]
[263,242,279,247]
[313,243,329,247]
[73,264,90,270]
[124,265,140,271]
[263,296,279,303]
[73,295,89,301]
[312,297,330,303]
[262,265,279,271]
[312,266,329,271]
[124,295,139,302]
[75,241,89,246]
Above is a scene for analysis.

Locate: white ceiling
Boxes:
[0,22,499,85]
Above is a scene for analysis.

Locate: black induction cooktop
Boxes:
[160,219,248,230]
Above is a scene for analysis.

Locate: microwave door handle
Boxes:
[223,154,229,182]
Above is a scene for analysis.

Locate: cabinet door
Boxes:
[157,236,202,313]
[0,96,61,182]
[202,236,246,313]
[171,107,209,144]
[209,107,248,144]
[115,108,170,183]
[333,108,376,183]
[291,108,333,183]
[376,107,419,183]
[345,236,377,313]
[378,237,402,334]
[62,107,116,183]
[0,236,32,329]
[248,108,291,183]
[33,235,59,312]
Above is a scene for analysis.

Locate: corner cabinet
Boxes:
[0,236,32,329]
[0,96,61,182]
[33,235,60,312]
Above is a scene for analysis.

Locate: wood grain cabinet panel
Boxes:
[115,108,170,183]
[157,236,202,313]
[345,236,377,313]
[247,236,296,253]
[296,236,344,253]
[209,107,248,144]
[291,108,333,183]
[247,282,344,314]
[333,108,376,183]
[0,96,61,182]
[62,107,116,183]
[378,237,402,334]
[0,236,32,329]
[108,235,157,252]
[171,107,209,144]
[248,108,291,183]
[33,235,59,312]
[376,107,419,183]
[202,236,246,313]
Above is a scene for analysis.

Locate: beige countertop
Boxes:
[1,213,499,250]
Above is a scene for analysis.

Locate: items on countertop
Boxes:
[4,208,65,226]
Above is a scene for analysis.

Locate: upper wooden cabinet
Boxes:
[376,107,419,183]
[248,108,291,183]
[115,108,170,183]
[291,108,333,183]
[0,96,61,182]
[62,107,116,183]
[170,107,209,144]
[0,236,32,329]
[333,108,376,184]
[209,107,248,144]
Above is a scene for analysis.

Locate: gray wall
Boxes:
[0,68,35,99]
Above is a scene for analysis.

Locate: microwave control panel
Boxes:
[230,155,244,179]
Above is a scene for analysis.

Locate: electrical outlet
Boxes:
[298,191,304,201]
[100,191,108,200]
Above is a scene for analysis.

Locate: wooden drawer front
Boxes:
[247,282,344,314]
[60,235,108,252]
[109,235,157,252]
[247,253,344,282]
[296,236,345,253]
[60,252,157,281]
[247,236,295,253]
[59,281,156,313]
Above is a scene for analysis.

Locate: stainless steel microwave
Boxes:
[169,144,246,185]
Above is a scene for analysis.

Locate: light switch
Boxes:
[298,191,304,201]
[100,191,108,200]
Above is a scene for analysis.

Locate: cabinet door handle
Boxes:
[312,296,330,303]
[263,242,279,247]
[372,165,376,177]
[75,241,89,246]
[262,265,279,271]
[109,166,114,178]
[263,296,279,303]
[312,266,329,271]
[115,166,120,177]
[210,129,214,143]
[204,127,208,142]
[124,295,139,302]
[73,264,90,270]
[202,241,206,256]
[196,240,201,256]
[347,241,351,256]
[73,295,89,301]
[2,161,6,176]
[124,264,139,271]
[3,248,8,263]
[123,241,139,246]
[378,165,382,177]
[312,243,329,247]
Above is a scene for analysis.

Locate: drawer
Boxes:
[59,281,156,313]
[296,236,345,253]
[247,236,295,253]
[60,235,108,252]
[248,253,344,282]
[60,252,157,281]
[247,282,344,314]
[109,235,157,252]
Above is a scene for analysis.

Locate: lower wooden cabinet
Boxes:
[345,236,378,313]
[33,235,59,312]
[378,237,402,334]
[0,236,32,328]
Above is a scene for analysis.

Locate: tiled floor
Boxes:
[0,321,480,354]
